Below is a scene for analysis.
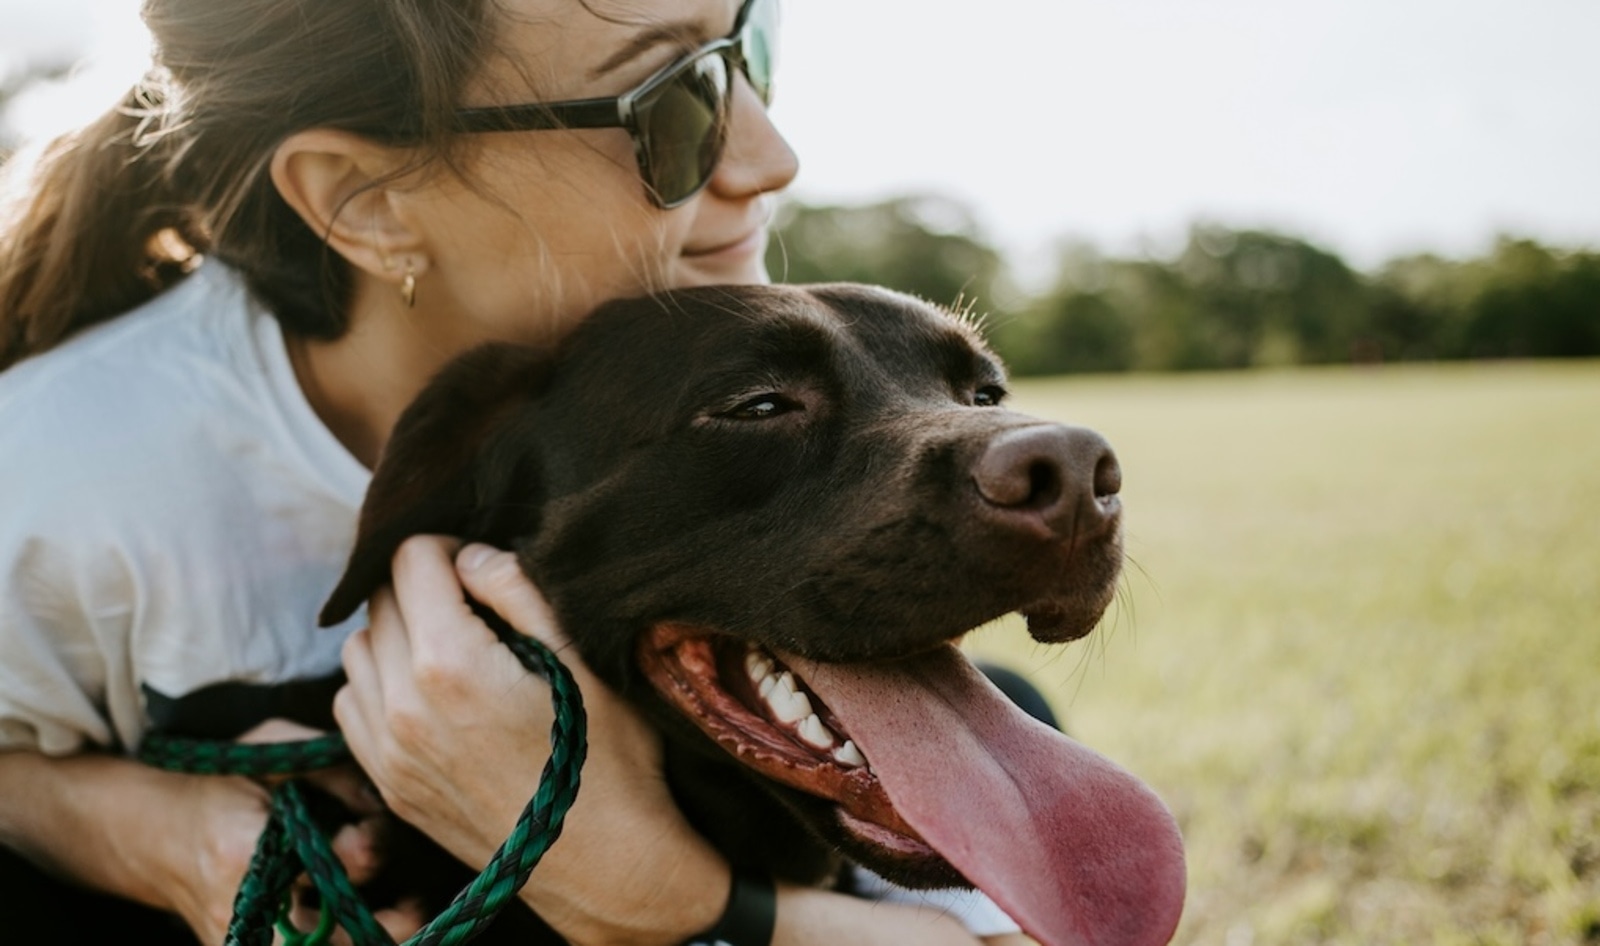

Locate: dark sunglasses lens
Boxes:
[641,55,730,205]
[741,0,778,103]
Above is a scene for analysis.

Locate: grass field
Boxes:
[963,360,1600,945]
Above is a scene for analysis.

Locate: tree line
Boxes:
[765,196,1600,376]
[4,67,1594,378]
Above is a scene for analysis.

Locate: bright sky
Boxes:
[4,0,1598,272]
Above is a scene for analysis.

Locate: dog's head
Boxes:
[322,284,1184,946]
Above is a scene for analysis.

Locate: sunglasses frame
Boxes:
[453,0,775,209]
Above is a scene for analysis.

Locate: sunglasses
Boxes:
[454,0,778,209]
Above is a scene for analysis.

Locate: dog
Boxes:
[320,283,1185,946]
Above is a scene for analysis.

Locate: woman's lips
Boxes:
[682,228,765,262]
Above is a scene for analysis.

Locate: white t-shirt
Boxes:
[0,262,369,754]
[852,867,1021,938]
[0,262,1019,936]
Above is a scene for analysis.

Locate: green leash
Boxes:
[139,604,587,946]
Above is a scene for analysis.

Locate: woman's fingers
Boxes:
[232,718,333,791]
[334,536,552,867]
[334,627,383,773]
[326,817,385,884]
[387,536,483,671]
[283,892,423,945]
[302,763,384,819]
[228,717,396,907]
[237,717,325,744]
[377,536,538,710]
[454,543,570,651]
[363,585,417,706]
[375,901,427,941]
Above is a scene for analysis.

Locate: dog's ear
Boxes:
[319,343,551,626]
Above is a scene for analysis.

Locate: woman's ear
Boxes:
[269,129,428,281]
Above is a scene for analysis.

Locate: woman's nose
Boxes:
[708,78,800,199]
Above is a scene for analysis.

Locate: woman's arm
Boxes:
[772,883,1026,946]
[0,728,414,943]
[337,538,1011,946]
[0,749,269,942]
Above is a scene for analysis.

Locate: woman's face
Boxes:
[403,0,799,351]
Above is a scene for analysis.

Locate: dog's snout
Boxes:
[1092,447,1122,500]
[973,425,1121,540]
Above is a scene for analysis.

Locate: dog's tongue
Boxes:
[786,646,1185,946]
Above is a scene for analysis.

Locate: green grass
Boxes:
[964,361,1600,945]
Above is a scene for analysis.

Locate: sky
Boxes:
[3,0,1597,274]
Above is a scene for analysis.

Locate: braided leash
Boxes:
[139,606,587,946]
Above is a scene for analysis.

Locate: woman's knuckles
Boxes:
[474,551,526,592]
[407,654,478,703]
[331,823,383,882]
[392,534,458,575]
[461,554,551,619]
[382,704,446,755]
[340,626,370,662]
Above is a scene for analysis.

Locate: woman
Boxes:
[0,0,1026,942]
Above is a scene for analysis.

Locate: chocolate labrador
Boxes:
[321,283,1185,946]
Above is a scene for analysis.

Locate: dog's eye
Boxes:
[973,385,1008,407]
[723,393,801,421]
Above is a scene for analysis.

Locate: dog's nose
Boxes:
[972,425,1122,540]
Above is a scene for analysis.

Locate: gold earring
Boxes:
[400,261,417,308]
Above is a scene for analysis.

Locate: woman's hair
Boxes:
[0,0,498,371]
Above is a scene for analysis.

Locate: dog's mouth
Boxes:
[637,621,1189,946]
[638,623,941,865]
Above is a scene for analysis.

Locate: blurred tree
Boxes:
[994,226,1375,374]
[1372,240,1600,360]
[1462,239,1600,358]
[765,195,1005,315]
[987,242,1137,375]
[1368,253,1474,361]
[1171,226,1371,368]
[994,289,1135,375]
[5,71,1595,371]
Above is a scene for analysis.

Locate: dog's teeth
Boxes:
[798,714,836,749]
[833,740,867,768]
[772,688,812,724]
[764,672,810,722]
[745,650,775,683]
[758,673,779,698]
[775,671,798,696]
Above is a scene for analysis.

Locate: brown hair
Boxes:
[0,0,499,371]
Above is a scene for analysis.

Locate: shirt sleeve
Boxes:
[0,386,138,755]
[850,866,1023,937]
[0,528,126,755]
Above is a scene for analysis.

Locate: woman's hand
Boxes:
[233,721,424,944]
[165,719,422,944]
[0,726,418,946]
[334,537,728,946]
[131,765,269,943]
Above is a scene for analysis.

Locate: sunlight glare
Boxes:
[4,1,153,145]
